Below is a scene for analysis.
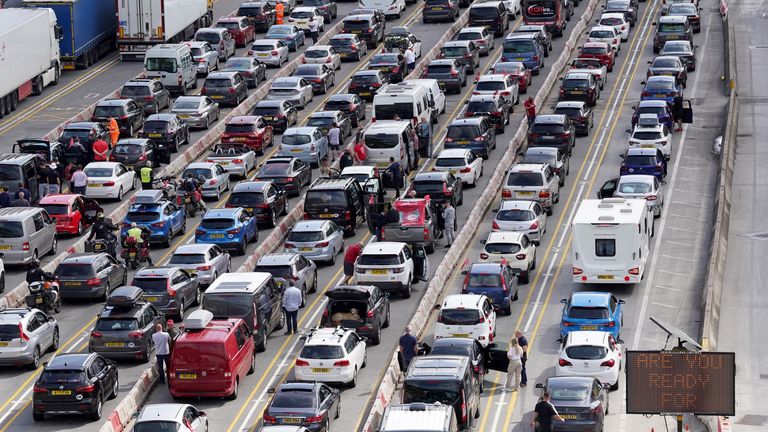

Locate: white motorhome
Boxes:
[373,82,433,125]
[571,197,653,284]
[144,44,198,94]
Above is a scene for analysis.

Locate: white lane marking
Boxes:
[489,386,510,431]
[65,337,84,353]
[0,387,34,425]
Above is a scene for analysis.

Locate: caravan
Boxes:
[571,198,653,284]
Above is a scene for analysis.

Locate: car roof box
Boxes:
[185,309,214,331]
[134,190,164,204]
[106,286,145,308]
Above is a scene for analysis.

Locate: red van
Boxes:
[522,0,566,37]
[169,310,255,400]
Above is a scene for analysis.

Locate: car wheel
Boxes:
[383,306,390,327]
[164,229,172,247]
[177,301,185,321]
[248,349,257,374]
[276,308,286,330]
[226,379,239,400]
[179,219,186,235]
[30,346,40,369]
[214,185,221,200]
[309,275,317,293]
[117,187,123,201]
[329,250,336,266]
[194,287,202,306]
[372,324,381,345]
[402,281,412,298]
[268,209,277,228]
[256,327,267,352]
[349,367,358,387]
[238,239,247,256]
[109,377,119,400]
[90,395,103,420]
[49,236,57,256]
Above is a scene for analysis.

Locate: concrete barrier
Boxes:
[238,202,305,272]
[360,1,599,429]
[95,361,158,432]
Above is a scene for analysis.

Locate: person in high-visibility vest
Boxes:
[108,118,120,146]
[275,2,284,24]
[139,165,154,190]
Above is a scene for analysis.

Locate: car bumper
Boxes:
[200,186,221,198]
[444,142,489,158]
[295,366,355,384]
[85,186,119,199]
[423,10,455,20]
[59,286,107,299]
[556,365,619,386]
[209,95,238,106]
[255,54,282,65]
[573,273,641,284]
[436,78,462,91]
[355,278,408,293]
[90,343,150,359]
[179,115,208,128]
[0,347,36,365]
[169,378,236,398]
[285,246,335,261]
[34,399,96,416]
[552,420,603,432]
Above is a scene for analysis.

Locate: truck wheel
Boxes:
[52,66,60,85]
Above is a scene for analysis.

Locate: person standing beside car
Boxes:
[93,136,109,161]
[504,337,523,391]
[152,323,171,384]
[404,48,416,74]
[515,329,529,387]
[0,187,10,208]
[282,282,303,335]
[308,17,320,44]
[71,165,88,195]
[442,200,455,247]
[399,326,418,370]
[531,392,565,432]
[48,162,61,195]
[343,242,363,284]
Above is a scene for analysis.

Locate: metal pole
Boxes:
[677,415,684,431]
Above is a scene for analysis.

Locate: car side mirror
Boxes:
[647,60,652,64]
[619,153,625,159]
[640,81,646,85]
[460,270,467,275]
[267,387,276,394]
[619,299,626,304]
[560,298,568,304]
[492,208,498,213]
[198,411,207,417]
[617,338,625,344]
[48,316,55,322]
[556,338,563,343]
[535,383,544,389]
[479,240,486,244]
[652,21,657,25]
[603,383,612,390]
[625,129,631,134]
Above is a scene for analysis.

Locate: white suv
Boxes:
[434,294,497,347]
[628,114,672,160]
[502,163,560,215]
[479,231,537,284]
[355,242,429,298]
[555,331,622,390]
[0,308,59,368]
[474,74,519,106]
[295,327,367,386]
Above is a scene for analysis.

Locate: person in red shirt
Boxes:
[92,138,109,161]
[353,141,367,165]
[524,96,536,126]
[343,243,364,284]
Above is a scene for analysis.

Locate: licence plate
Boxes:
[300,247,313,252]
[146,296,159,302]
[515,57,525,61]
[0,245,10,250]
[186,269,197,275]
[35,297,43,304]
[232,137,246,141]
[257,53,270,58]
[291,148,303,152]
[597,275,614,280]
[561,414,578,420]
[371,269,388,275]
[571,91,584,94]
[359,92,371,96]
[282,418,303,424]
[641,144,656,148]
[581,325,598,330]
[64,281,80,286]
[129,252,136,259]
[178,373,197,379]
[320,214,335,218]
[452,333,469,338]
[218,161,230,165]
[210,234,225,238]
[178,115,189,119]
[431,6,441,9]
[449,169,457,174]
[352,30,361,34]
[148,133,162,138]
[51,390,71,396]
[88,183,101,187]
[517,191,534,196]
[654,94,665,98]
[263,116,273,121]
[211,95,224,99]
[458,140,470,144]
[311,368,331,373]
[0,342,8,347]
[106,342,125,347]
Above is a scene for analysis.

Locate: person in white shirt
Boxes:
[504,337,524,391]
[404,48,416,74]
[308,17,320,44]
[71,165,88,195]
[282,282,303,335]
[328,122,341,162]
[152,324,172,384]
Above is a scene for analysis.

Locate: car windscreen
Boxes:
[413,181,445,194]
[201,218,235,229]
[288,231,324,242]
[132,277,169,293]
[55,264,95,278]
[503,40,534,54]
[282,134,313,145]
[567,306,611,320]
[375,103,413,120]
[203,294,253,317]
[95,318,139,331]
[305,190,348,209]
[39,370,85,386]
[170,253,207,265]
[496,208,534,221]
[145,58,177,73]
[476,81,506,91]
[507,172,544,186]
[364,134,399,149]
[299,345,344,359]
[84,168,113,177]
[0,165,21,181]
[566,345,609,360]
[133,421,181,432]
[128,211,161,222]
[466,101,497,113]
[530,123,565,134]
[41,204,69,216]
[343,19,372,30]
[484,243,522,254]
[196,32,222,44]
[0,221,23,238]
[253,265,292,279]
[258,163,290,176]
[404,380,460,406]
[121,86,150,97]
[523,153,556,165]
[447,125,481,140]
[436,157,467,167]
[93,106,125,118]
[357,254,401,266]
[271,393,315,409]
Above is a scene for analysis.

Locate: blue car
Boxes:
[559,292,624,339]
[461,262,519,316]
[266,25,305,52]
[620,147,667,181]
[501,33,545,75]
[640,76,682,104]
[631,100,674,130]
[195,208,259,255]
[121,199,186,247]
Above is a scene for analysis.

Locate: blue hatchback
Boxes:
[640,76,682,104]
[460,262,519,316]
[266,25,305,51]
[121,200,186,247]
[620,147,667,181]
[195,208,258,255]
[560,292,624,339]
[501,34,545,74]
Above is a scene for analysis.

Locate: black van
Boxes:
[0,153,40,202]
[402,355,481,431]
[303,177,366,236]
[468,2,509,36]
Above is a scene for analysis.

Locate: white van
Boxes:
[404,79,447,124]
[359,0,406,17]
[571,197,653,284]
[380,403,459,432]
[373,82,433,125]
[144,44,198,95]
[363,120,418,172]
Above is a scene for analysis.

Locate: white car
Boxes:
[474,74,519,105]
[134,404,209,432]
[587,25,621,53]
[501,0,521,15]
[434,294,497,348]
[628,113,672,159]
[492,200,547,244]
[181,162,231,200]
[294,327,367,386]
[83,162,137,200]
[456,27,495,56]
[555,331,622,390]
[434,148,484,186]
[248,39,290,67]
[479,231,536,283]
[599,13,630,41]
[354,242,428,299]
[359,0,405,17]
[610,174,665,217]
[302,45,341,70]
[288,7,325,32]
[187,41,219,75]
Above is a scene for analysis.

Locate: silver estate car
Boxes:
[284,220,345,264]
[254,253,318,305]
[279,126,329,167]
[171,96,221,130]
[182,162,231,200]
[168,244,232,287]
[266,77,314,109]
[0,308,58,368]
[187,41,220,76]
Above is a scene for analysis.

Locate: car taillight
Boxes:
[33,386,47,393]
[559,358,573,367]
[128,331,143,339]
[306,415,324,423]
[350,44,358,51]
[263,414,277,423]
[654,165,663,172]
[464,111,475,117]
[271,50,279,56]
[529,133,541,138]
[315,241,329,248]
[606,321,616,327]
[87,278,101,286]
[195,229,204,235]
[334,360,350,367]
[613,38,618,44]
[532,55,539,62]
[367,309,375,319]
[442,184,452,196]
[22,241,29,251]
[450,69,458,77]
[104,181,115,186]
[516,253,526,260]
[473,136,484,142]
[628,267,640,275]
[530,221,539,230]
[227,228,241,235]
[344,211,352,220]
[539,190,550,198]
[478,314,485,323]
[621,25,627,30]
[90,331,102,338]
[167,282,176,297]
[459,167,471,173]
[197,265,212,271]
[573,267,583,275]
[286,177,294,182]
[151,222,164,228]
[601,359,615,367]
[392,267,404,274]
[18,322,29,342]
[646,195,657,201]
[76,384,95,393]
[501,189,512,198]
[492,221,500,230]
[461,389,467,422]
[562,321,574,327]
[391,67,399,73]
[295,359,310,366]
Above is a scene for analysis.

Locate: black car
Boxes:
[222,57,268,88]
[647,55,688,88]
[54,253,127,301]
[263,382,341,430]
[140,113,190,153]
[252,100,299,133]
[13,138,65,164]
[444,117,496,159]
[91,99,145,138]
[33,353,119,421]
[202,71,249,107]
[119,78,171,115]
[368,53,407,83]
[323,94,367,127]
[425,338,487,393]
[463,94,511,132]
[535,377,610,431]
[409,172,463,207]
[322,285,390,344]
[237,1,276,31]
[303,0,337,22]
[111,138,164,168]
[329,33,369,61]
[341,14,384,47]
[422,59,467,94]
[527,114,576,155]
[348,70,388,101]
[88,286,166,361]
[553,101,594,136]
[559,72,600,106]
[59,121,111,161]
[255,156,312,196]
[307,111,353,139]
[605,0,637,26]
[292,64,336,94]
[303,177,366,235]
[226,180,288,227]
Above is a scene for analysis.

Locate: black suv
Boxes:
[421,338,487,393]
[409,172,463,206]
[58,121,111,160]
[226,180,288,227]
[33,353,119,421]
[304,177,366,236]
[468,2,509,36]
[90,99,145,138]
[463,94,511,132]
[252,100,298,133]
[237,1,276,31]
[88,286,166,362]
[342,14,384,46]
[558,72,600,106]
[330,33,369,62]
[322,285,391,344]
[349,70,389,101]
[119,78,171,115]
[323,94,367,127]
[553,101,594,136]
[527,114,576,155]
[140,113,190,153]
[368,53,407,83]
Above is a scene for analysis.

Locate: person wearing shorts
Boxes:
[343,242,363,284]
[328,122,341,162]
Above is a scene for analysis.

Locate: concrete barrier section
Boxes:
[95,361,158,432]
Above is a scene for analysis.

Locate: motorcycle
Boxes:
[85,237,118,258]
[25,279,62,314]
[177,190,197,217]
[121,235,150,270]
[153,176,178,201]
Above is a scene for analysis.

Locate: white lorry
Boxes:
[117,0,214,61]
[0,8,61,118]
[571,197,653,284]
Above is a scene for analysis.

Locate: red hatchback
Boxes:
[578,42,616,72]
[216,16,256,47]
[169,311,255,399]
[39,194,102,235]
[221,115,274,154]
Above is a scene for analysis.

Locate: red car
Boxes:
[491,61,532,94]
[216,16,256,47]
[578,42,616,72]
[39,194,102,235]
[221,115,274,154]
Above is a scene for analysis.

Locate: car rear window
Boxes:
[503,40,535,54]
[93,106,125,118]
[652,58,680,68]
[282,134,313,145]
[633,131,663,140]
[300,345,344,359]
[440,46,468,57]
[456,32,482,40]
[196,32,222,44]
[258,164,290,176]
[201,218,235,230]
[183,168,213,179]
[173,342,227,367]
[507,172,544,186]
[618,181,652,194]
[476,81,506,91]
[370,54,399,65]
[39,370,85,386]
[430,344,471,357]
[467,101,497,113]
[217,21,242,30]
[413,181,446,194]
[470,6,499,18]
[169,254,207,265]
[251,44,276,52]
[566,345,608,360]
[128,212,161,222]
[55,264,95,278]
[497,208,534,221]
[590,30,615,39]
[581,46,607,54]
[553,107,582,117]
[305,190,348,209]
[427,64,453,74]
[357,254,401,266]
[253,265,292,278]
[115,144,145,155]
[324,100,351,110]
[0,324,20,340]
[133,277,169,293]
[121,85,150,96]
[484,243,522,254]
[600,17,623,26]
[645,80,673,91]
[352,74,378,83]
[375,102,414,121]
[271,393,315,408]
[563,79,589,89]
[305,49,330,58]
[0,221,23,238]
[624,155,657,165]
[567,306,611,320]
[530,123,565,134]
[439,308,480,325]
[404,381,460,406]
[143,121,169,132]
[238,6,264,15]
[133,421,181,432]
[84,168,114,177]
[291,10,315,18]
[436,158,466,167]
[95,318,139,331]
[228,191,265,206]
[288,231,324,242]
[447,125,481,140]
[253,106,281,115]
[343,19,372,30]
[468,273,503,286]
[658,23,686,33]
[550,384,590,401]
[225,123,257,133]
[203,294,253,317]
[41,204,69,215]
[205,79,233,88]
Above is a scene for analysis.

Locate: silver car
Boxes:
[134,404,209,432]
[170,96,221,130]
[206,143,258,178]
[0,207,58,265]
[491,200,547,244]
[266,77,314,109]
[195,27,236,61]
[284,220,345,264]
[249,39,290,67]
[455,27,495,56]
[254,253,318,304]
[187,41,219,76]
[279,126,329,167]
[522,146,570,186]
[608,174,664,217]
[168,244,231,287]
[306,110,352,139]
[0,308,58,368]
[182,162,231,200]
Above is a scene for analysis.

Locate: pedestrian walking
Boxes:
[524,96,536,126]
[48,162,61,195]
[353,140,367,165]
[37,164,51,200]
[108,117,120,146]
[673,94,684,132]
[308,17,320,44]
[504,338,524,391]
[282,281,303,335]
[404,48,416,74]
[416,116,431,158]
[71,165,88,195]
[14,183,31,201]
[152,323,172,384]
[11,191,30,207]
[343,242,363,284]
[328,122,341,161]
[385,157,403,196]
[442,200,455,247]
[515,329,529,387]
[340,149,355,170]
[0,187,10,208]
[399,326,418,371]
[530,391,565,432]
